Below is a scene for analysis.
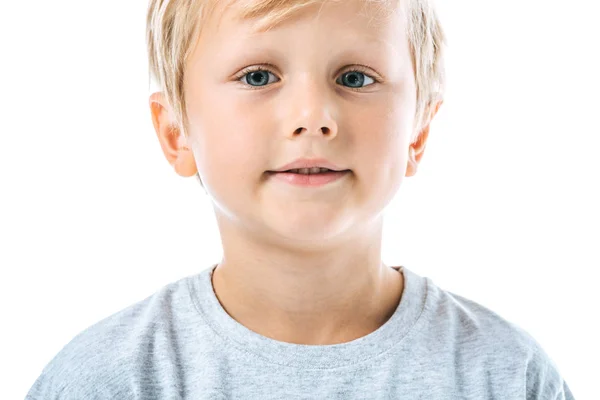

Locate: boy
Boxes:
[26,0,575,399]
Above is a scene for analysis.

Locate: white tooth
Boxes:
[288,167,332,175]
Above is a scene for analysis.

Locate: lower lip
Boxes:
[269,170,350,187]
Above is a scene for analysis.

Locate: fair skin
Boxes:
[149,0,441,345]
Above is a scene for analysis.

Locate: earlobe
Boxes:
[172,145,198,178]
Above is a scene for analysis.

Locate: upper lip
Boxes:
[270,158,348,172]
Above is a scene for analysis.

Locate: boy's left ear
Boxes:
[406,100,443,177]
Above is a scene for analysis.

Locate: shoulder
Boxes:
[425,282,574,399]
[430,286,535,350]
[25,277,191,399]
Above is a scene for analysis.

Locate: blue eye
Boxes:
[240,69,279,87]
[337,71,375,88]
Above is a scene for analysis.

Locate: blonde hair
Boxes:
[146,0,446,183]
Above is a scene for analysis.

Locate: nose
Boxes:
[283,76,339,140]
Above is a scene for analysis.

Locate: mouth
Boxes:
[266,169,351,187]
[268,168,351,175]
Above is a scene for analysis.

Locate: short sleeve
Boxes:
[24,334,135,400]
[25,369,73,400]
[525,341,575,400]
[560,380,576,400]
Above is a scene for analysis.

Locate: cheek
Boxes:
[190,91,272,182]
[346,104,412,201]
[350,100,411,167]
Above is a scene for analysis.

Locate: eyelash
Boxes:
[234,64,381,91]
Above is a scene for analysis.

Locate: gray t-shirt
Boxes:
[25,264,575,399]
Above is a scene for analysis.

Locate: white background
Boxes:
[1,0,598,398]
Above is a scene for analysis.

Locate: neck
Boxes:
[210,218,405,345]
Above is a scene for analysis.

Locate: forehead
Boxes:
[209,0,402,34]
[235,0,397,30]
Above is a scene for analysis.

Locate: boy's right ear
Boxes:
[148,92,198,178]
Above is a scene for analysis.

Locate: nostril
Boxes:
[292,127,331,135]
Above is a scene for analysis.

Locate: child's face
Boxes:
[179,0,429,241]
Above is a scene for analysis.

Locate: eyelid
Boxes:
[233,64,279,81]
[338,64,383,83]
